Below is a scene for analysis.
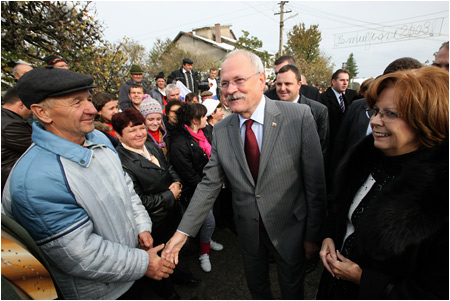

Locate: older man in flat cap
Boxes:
[1,66,175,300]
[167,58,200,94]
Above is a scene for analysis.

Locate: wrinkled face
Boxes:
[167,89,180,101]
[99,100,119,123]
[167,105,180,124]
[331,72,349,93]
[434,47,449,71]
[202,95,213,101]
[44,90,97,144]
[145,113,163,132]
[370,87,420,156]
[118,123,147,149]
[220,53,266,119]
[156,78,166,89]
[129,87,144,107]
[209,70,217,79]
[53,61,69,69]
[211,107,224,122]
[276,70,301,102]
[131,73,143,83]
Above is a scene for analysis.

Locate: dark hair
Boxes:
[111,108,145,136]
[92,92,116,112]
[185,92,199,103]
[274,55,296,66]
[331,69,350,81]
[176,103,207,127]
[165,99,183,115]
[3,86,20,105]
[129,84,145,94]
[277,64,302,82]
[383,57,423,75]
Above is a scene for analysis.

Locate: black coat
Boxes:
[116,141,181,243]
[1,108,32,190]
[169,126,209,202]
[167,68,200,94]
[318,136,449,299]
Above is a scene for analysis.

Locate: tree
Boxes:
[283,23,334,88]
[284,24,321,63]
[234,30,273,68]
[346,52,359,80]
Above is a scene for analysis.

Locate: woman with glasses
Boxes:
[317,66,449,299]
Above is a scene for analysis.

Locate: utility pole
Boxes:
[275,1,291,56]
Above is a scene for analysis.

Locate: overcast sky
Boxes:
[92,1,449,79]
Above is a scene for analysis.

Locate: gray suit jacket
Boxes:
[178,97,327,264]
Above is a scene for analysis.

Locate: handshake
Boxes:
[139,231,188,281]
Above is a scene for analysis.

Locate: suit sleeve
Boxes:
[300,107,327,242]
[177,133,225,236]
[118,84,131,110]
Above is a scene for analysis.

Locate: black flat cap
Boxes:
[183,58,193,65]
[16,66,95,109]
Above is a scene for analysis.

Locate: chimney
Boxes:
[215,23,221,43]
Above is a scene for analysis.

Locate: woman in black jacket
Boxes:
[317,66,449,299]
[169,103,223,273]
[112,108,196,299]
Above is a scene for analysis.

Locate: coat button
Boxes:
[80,160,85,164]
[256,195,261,200]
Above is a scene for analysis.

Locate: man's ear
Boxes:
[30,104,52,124]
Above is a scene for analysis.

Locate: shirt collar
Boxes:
[238,95,265,128]
[331,87,342,99]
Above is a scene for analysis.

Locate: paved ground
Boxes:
[147,225,323,300]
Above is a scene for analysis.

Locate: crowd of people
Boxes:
[1,41,448,300]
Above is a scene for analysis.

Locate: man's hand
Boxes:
[304,240,319,260]
[326,250,362,284]
[145,244,175,280]
[162,231,188,265]
[168,182,182,200]
[138,231,153,251]
[320,238,337,276]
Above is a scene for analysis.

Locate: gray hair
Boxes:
[224,50,264,74]
[165,83,179,94]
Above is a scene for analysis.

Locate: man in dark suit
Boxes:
[275,64,329,162]
[1,86,32,190]
[265,55,320,102]
[167,58,200,94]
[163,50,327,299]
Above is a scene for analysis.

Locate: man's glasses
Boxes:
[219,72,260,89]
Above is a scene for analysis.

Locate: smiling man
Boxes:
[129,84,145,111]
[276,64,329,161]
[163,50,327,299]
[1,66,174,299]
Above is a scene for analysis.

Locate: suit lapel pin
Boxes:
[272,122,277,127]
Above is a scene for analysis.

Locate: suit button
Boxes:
[256,195,261,200]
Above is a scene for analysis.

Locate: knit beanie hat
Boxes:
[140,95,163,118]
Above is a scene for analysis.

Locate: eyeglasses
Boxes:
[219,72,260,89]
[366,108,402,120]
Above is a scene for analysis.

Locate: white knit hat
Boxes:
[202,98,220,117]
[140,95,162,118]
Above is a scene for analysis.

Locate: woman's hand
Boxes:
[320,238,337,276]
[326,250,362,284]
[169,182,182,200]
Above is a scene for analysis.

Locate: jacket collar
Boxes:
[31,122,110,167]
